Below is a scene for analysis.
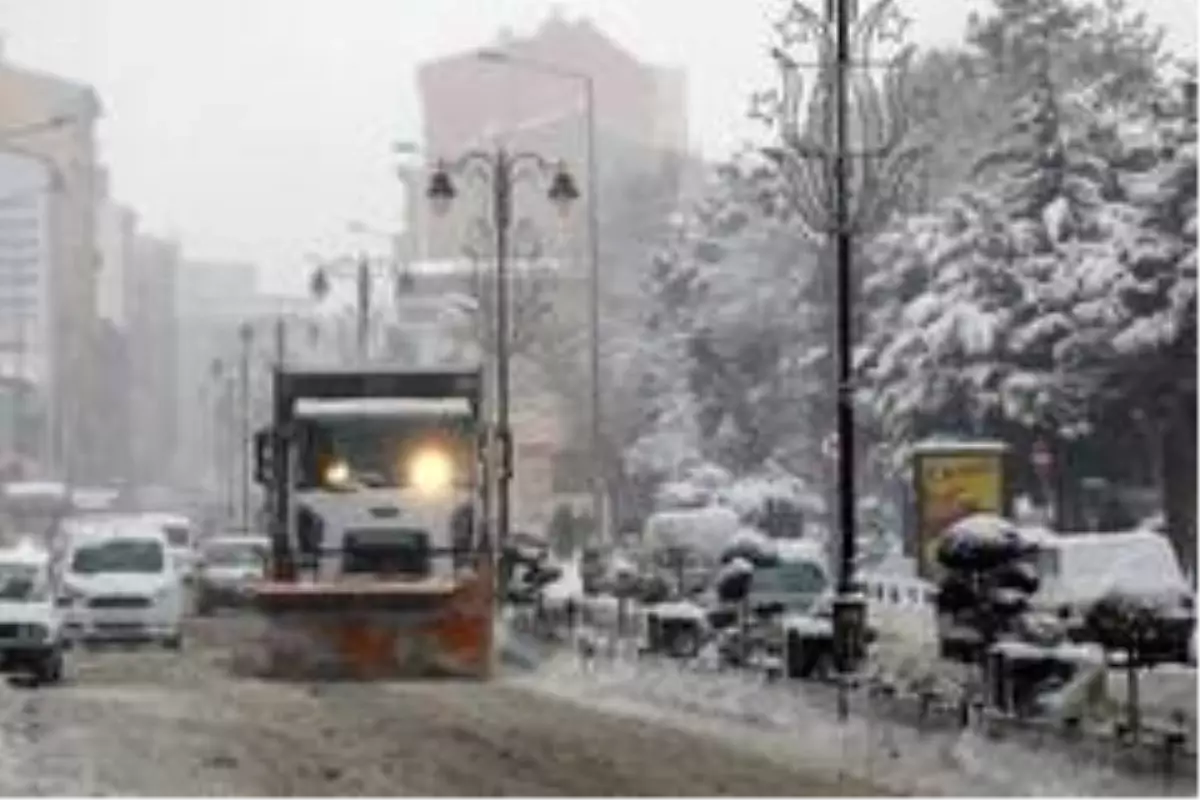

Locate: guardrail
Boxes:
[511,601,1196,787]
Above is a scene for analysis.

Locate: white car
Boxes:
[59,523,185,648]
[137,512,199,583]
[0,541,66,683]
[194,534,269,614]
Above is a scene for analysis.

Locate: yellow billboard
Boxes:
[915,449,1007,580]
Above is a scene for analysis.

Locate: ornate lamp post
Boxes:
[426,147,579,593]
[752,0,927,692]
[307,252,398,360]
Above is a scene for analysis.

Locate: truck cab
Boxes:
[249,367,493,680]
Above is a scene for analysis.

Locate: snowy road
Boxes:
[0,619,880,796]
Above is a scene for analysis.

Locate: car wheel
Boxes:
[35,647,64,685]
[666,624,701,659]
[163,633,183,651]
[786,633,833,680]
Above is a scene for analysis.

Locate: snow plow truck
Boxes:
[240,366,493,680]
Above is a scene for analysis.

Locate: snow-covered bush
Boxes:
[935,514,1044,662]
[718,528,780,569]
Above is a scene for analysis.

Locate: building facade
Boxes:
[126,234,179,488]
[413,12,694,534]
[414,10,689,264]
[0,152,52,467]
[0,46,102,480]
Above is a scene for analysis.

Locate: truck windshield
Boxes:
[296,415,475,490]
[71,539,165,574]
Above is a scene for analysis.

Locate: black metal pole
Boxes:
[831,0,865,685]
[493,151,513,594]
[357,254,371,359]
[238,326,252,532]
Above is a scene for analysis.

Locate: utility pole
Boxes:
[356,253,371,360]
[829,0,862,684]
[238,323,253,531]
[274,316,287,368]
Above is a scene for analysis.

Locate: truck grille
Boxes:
[0,624,19,639]
[89,595,152,609]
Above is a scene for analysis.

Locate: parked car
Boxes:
[0,541,65,683]
[58,522,185,648]
[137,512,199,583]
[194,534,269,615]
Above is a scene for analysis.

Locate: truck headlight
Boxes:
[409,448,453,493]
[324,459,351,487]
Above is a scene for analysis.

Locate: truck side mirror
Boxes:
[253,429,274,485]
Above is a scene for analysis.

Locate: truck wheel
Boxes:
[163,633,183,651]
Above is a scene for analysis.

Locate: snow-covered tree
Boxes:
[623,157,832,522]
[857,0,1190,532]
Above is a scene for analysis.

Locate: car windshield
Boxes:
[204,543,265,568]
[72,539,165,574]
[752,562,827,595]
[0,563,45,601]
[163,525,190,547]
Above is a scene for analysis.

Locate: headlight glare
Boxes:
[409,448,453,493]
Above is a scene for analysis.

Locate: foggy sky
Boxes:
[0,0,1194,295]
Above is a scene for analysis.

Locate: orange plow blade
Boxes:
[237,566,494,681]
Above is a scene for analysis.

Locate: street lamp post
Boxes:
[753,0,927,703]
[308,252,395,361]
[476,49,606,544]
[426,147,579,592]
[237,323,253,532]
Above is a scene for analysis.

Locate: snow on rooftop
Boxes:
[643,506,740,555]
[2,481,68,499]
[909,438,1010,454]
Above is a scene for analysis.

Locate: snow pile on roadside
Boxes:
[519,652,1191,796]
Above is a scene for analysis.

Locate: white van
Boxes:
[58,522,185,648]
[137,513,198,582]
[0,541,65,683]
[1029,529,1194,659]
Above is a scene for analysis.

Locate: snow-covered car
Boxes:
[1029,529,1194,662]
[0,541,65,683]
[194,534,269,615]
[58,522,185,648]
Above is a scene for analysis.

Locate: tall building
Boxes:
[127,234,179,487]
[413,12,694,531]
[0,152,52,467]
[414,9,689,263]
[0,45,102,479]
[95,169,137,329]
[87,171,141,482]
